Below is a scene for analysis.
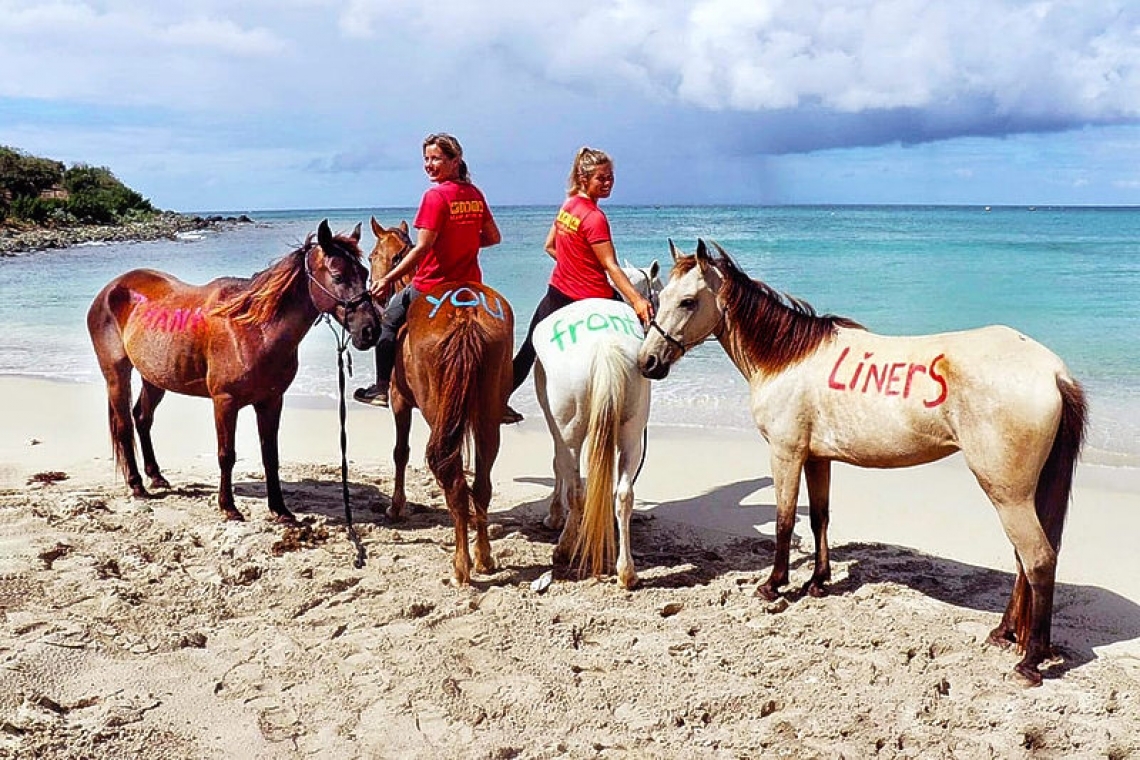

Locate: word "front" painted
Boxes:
[549,312,643,351]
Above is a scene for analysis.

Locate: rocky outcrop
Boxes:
[0,212,255,256]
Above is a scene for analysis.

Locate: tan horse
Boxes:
[637,239,1086,686]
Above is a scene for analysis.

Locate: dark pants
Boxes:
[510,284,618,393]
[373,285,421,383]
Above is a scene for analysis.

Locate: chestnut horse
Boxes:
[381,278,514,585]
[87,220,379,523]
[367,216,413,298]
[638,239,1086,686]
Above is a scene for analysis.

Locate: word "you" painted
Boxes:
[426,287,506,320]
[827,347,949,408]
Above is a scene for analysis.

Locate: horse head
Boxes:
[638,238,725,379]
[310,219,380,349]
[621,258,664,309]
[368,217,414,299]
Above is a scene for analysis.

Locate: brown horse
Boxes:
[368,216,413,297]
[87,220,380,523]
[380,277,514,585]
[638,239,1086,686]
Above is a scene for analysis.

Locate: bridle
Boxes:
[304,245,373,319]
[645,298,725,358]
[372,228,414,291]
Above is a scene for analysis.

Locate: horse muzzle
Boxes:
[638,351,672,380]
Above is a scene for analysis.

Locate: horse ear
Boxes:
[649,259,660,278]
[370,216,383,236]
[349,222,362,243]
[668,238,683,263]
[399,220,409,234]
[695,239,711,268]
[317,219,333,250]
[709,240,733,265]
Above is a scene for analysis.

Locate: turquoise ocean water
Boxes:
[1,205,1137,466]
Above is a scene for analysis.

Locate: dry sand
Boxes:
[2,376,1139,759]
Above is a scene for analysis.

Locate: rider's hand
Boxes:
[634,295,654,327]
[369,275,389,300]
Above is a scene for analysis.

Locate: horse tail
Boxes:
[1011,375,1087,645]
[574,344,632,578]
[424,317,490,511]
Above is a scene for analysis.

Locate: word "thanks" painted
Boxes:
[827,347,948,408]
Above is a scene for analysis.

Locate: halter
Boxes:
[304,246,372,317]
[646,303,724,357]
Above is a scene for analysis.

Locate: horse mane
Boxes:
[210,232,361,325]
[680,252,863,373]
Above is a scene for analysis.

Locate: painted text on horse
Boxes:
[827,347,949,408]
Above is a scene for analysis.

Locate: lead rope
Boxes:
[323,315,367,569]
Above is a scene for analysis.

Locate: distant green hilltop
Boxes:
[0,145,156,228]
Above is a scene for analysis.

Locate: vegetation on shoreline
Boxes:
[0,145,251,255]
[1,146,155,227]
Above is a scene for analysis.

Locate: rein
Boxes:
[307,243,370,569]
[323,316,368,569]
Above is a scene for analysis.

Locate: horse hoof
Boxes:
[754,584,779,602]
[552,548,571,567]
[386,507,405,523]
[222,509,246,522]
[986,626,1017,650]
[618,573,640,590]
[1012,663,1044,687]
[805,582,828,598]
[129,486,151,499]
[149,476,171,490]
[271,513,300,526]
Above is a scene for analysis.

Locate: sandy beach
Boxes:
[2,375,1139,758]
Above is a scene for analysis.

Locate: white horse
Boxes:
[532,261,661,588]
[637,240,1085,686]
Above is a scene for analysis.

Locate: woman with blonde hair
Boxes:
[355,132,501,407]
[504,147,653,423]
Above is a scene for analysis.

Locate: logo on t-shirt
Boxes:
[556,208,582,233]
[450,199,485,222]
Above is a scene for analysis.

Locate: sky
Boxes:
[1,0,1138,212]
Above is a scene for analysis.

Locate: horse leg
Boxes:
[535,363,565,530]
[211,395,244,521]
[102,359,148,498]
[987,559,1027,649]
[552,445,584,568]
[254,395,297,525]
[802,458,832,597]
[387,401,413,521]
[470,420,500,575]
[990,499,1057,686]
[133,380,170,490]
[757,451,805,601]
[614,422,645,590]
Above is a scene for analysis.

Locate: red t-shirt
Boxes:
[548,195,614,300]
[411,180,493,291]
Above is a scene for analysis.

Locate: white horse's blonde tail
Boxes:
[574,345,632,578]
